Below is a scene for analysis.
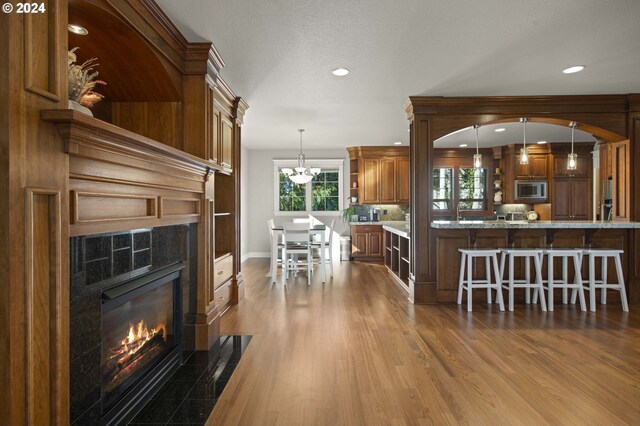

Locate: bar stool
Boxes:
[575,249,629,312]
[499,248,546,312]
[457,249,504,312]
[540,249,586,311]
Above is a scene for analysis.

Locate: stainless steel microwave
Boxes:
[515,180,547,200]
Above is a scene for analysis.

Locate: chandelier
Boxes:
[282,129,320,184]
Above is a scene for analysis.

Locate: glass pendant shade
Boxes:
[567,122,578,171]
[283,129,321,184]
[567,152,577,170]
[473,153,482,169]
[519,118,529,165]
[472,125,482,169]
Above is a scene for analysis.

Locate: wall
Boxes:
[240,145,249,261]
[243,148,351,257]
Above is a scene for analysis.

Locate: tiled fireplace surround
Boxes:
[69,224,198,425]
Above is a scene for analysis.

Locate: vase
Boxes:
[68,99,93,116]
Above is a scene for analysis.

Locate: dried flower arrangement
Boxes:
[68,47,106,108]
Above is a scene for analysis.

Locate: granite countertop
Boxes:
[349,220,408,226]
[431,220,640,229]
[382,222,410,239]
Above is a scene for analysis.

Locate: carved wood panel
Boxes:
[24,0,61,101]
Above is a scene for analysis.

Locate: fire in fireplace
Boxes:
[101,263,183,423]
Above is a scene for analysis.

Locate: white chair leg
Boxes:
[467,255,473,312]
[457,253,466,305]
[525,258,531,304]
[601,257,608,305]
[329,249,334,278]
[486,256,492,304]
[589,254,596,312]
[534,254,547,311]
[562,256,568,304]
[614,254,629,312]
[573,253,587,311]
[508,254,515,312]
[492,254,505,311]
[547,254,554,312]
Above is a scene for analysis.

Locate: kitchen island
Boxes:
[430,220,640,303]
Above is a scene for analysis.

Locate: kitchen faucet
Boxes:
[457,202,463,221]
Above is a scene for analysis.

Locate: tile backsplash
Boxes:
[354,204,409,221]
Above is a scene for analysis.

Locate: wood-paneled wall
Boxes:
[405,95,639,304]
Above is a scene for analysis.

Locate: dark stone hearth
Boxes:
[130,335,252,425]
[69,345,101,420]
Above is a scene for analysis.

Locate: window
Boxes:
[458,168,486,210]
[431,166,487,213]
[273,159,344,215]
[432,168,453,210]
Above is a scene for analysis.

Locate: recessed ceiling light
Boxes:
[537,140,547,144]
[393,141,402,145]
[562,65,585,74]
[459,144,468,148]
[68,24,88,35]
[494,128,506,133]
[332,68,349,77]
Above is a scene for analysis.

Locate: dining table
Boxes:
[270,223,327,283]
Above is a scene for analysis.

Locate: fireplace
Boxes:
[70,224,198,425]
[101,263,183,423]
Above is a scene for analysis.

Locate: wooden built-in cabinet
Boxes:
[3,1,249,423]
[515,154,548,179]
[347,146,410,204]
[384,229,410,290]
[351,225,383,260]
[552,178,592,220]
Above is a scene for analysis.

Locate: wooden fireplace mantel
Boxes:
[42,109,216,237]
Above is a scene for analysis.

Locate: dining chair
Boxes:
[283,222,313,285]
[267,219,283,282]
[311,219,335,278]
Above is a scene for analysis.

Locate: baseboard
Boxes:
[242,252,270,263]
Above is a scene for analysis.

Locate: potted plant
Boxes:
[68,47,106,115]
[341,205,356,223]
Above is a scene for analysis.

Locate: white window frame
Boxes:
[273,159,344,216]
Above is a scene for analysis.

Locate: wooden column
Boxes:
[0,1,70,424]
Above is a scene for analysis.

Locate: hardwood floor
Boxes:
[207,258,640,425]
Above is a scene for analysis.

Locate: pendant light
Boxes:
[282,129,321,184]
[567,121,578,171]
[473,124,482,169]
[519,118,529,165]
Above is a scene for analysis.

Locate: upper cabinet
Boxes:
[207,80,242,174]
[347,147,410,204]
[515,154,548,179]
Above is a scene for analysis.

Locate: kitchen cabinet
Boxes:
[515,154,548,179]
[351,225,383,260]
[552,178,591,220]
[220,116,234,171]
[361,158,380,203]
[347,147,410,204]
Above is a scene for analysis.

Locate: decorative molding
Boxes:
[24,0,60,101]
[159,196,201,218]
[71,190,157,224]
[24,188,62,425]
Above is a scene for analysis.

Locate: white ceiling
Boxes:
[155,0,640,150]
[434,122,595,148]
